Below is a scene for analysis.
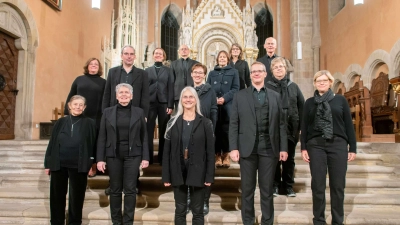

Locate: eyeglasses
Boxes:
[315,79,330,84]
[182,96,195,100]
[272,65,285,70]
[192,71,204,75]
[250,70,265,74]
[231,48,240,51]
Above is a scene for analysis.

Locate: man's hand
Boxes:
[279,151,288,161]
[164,182,171,187]
[166,108,173,115]
[204,182,211,186]
[230,150,240,162]
[141,160,149,168]
[45,169,51,175]
[301,150,310,163]
[348,152,356,162]
[97,161,106,173]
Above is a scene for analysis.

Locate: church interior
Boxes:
[0,0,400,224]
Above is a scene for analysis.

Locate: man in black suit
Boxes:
[257,37,278,82]
[102,45,149,117]
[171,44,199,109]
[229,61,288,225]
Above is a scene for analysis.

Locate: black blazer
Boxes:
[102,65,149,117]
[44,116,96,172]
[229,87,288,158]
[171,58,199,100]
[96,104,149,162]
[230,59,251,89]
[145,65,174,108]
[162,114,215,187]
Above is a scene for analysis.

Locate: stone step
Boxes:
[1,203,400,225]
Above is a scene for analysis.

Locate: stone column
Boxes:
[312,0,321,75]
[290,0,314,99]
[155,0,159,48]
[277,0,281,56]
[137,0,148,67]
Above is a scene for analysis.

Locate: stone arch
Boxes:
[332,72,344,92]
[0,1,39,139]
[344,64,363,89]
[389,39,400,77]
[160,3,182,26]
[253,2,274,20]
[362,49,390,89]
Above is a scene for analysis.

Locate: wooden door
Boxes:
[0,32,19,140]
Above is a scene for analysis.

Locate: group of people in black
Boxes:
[44,36,357,225]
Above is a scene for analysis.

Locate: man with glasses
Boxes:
[171,44,199,109]
[229,61,288,225]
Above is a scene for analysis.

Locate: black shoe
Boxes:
[105,187,110,196]
[273,186,279,197]
[286,187,296,197]
[203,201,209,216]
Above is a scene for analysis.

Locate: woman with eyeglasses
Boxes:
[266,57,304,198]
[300,70,356,225]
[207,50,239,168]
[229,43,251,90]
[162,87,215,224]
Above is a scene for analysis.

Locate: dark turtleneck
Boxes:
[116,102,131,155]
[154,61,163,74]
[58,114,84,168]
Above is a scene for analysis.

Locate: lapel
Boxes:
[245,87,256,119]
[129,105,140,131]
[158,66,166,77]
[131,66,139,84]
[191,114,201,134]
[176,115,183,136]
[149,66,157,80]
[114,67,122,86]
[106,105,117,132]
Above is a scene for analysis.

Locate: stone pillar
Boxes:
[277,0,281,56]
[291,0,314,99]
[312,0,321,75]
[155,0,159,47]
[137,0,148,67]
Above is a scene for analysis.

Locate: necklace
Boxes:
[184,119,193,125]
[69,115,82,137]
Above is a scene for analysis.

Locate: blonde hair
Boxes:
[164,87,203,138]
[313,70,335,88]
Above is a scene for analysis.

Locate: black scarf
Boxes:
[269,76,289,109]
[194,83,212,97]
[313,89,335,139]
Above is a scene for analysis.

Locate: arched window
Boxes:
[161,10,179,61]
[255,8,273,58]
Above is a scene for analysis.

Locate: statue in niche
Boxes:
[184,29,192,46]
[253,31,258,47]
[146,42,155,67]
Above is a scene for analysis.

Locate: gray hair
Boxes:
[121,45,135,54]
[69,95,86,105]
[165,87,203,138]
[115,83,133,94]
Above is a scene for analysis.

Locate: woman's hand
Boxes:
[204,182,211,186]
[97,161,106,173]
[141,160,149,168]
[88,163,97,177]
[217,97,225,105]
[45,169,51,175]
[348,152,356,162]
[301,150,310,163]
[164,182,171,187]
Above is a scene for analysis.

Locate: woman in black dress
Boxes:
[162,87,215,224]
[301,70,356,225]
[229,43,251,90]
[44,95,97,225]
[145,47,174,164]
[207,50,239,167]
[64,57,106,177]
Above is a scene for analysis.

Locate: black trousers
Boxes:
[307,136,348,225]
[274,140,296,188]
[107,155,141,225]
[240,153,278,225]
[173,185,205,225]
[215,120,229,154]
[147,101,169,164]
[50,167,88,225]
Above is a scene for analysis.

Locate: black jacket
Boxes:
[44,116,96,172]
[171,58,199,100]
[230,59,251,89]
[206,65,240,121]
[194,83,218,131]
[265,78,305,143]
[102,65,149,117]
[96,104,149,162]
[162,114,215,187]
[145,65,174,108]
[229,87,288,158]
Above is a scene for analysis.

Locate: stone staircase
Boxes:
[0,140,400,224]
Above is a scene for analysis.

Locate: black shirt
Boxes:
[58,115,83,168]
[300,95,357,153]
[252,85,267,105]
[120,67,134,84]
[116,103,131,153]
